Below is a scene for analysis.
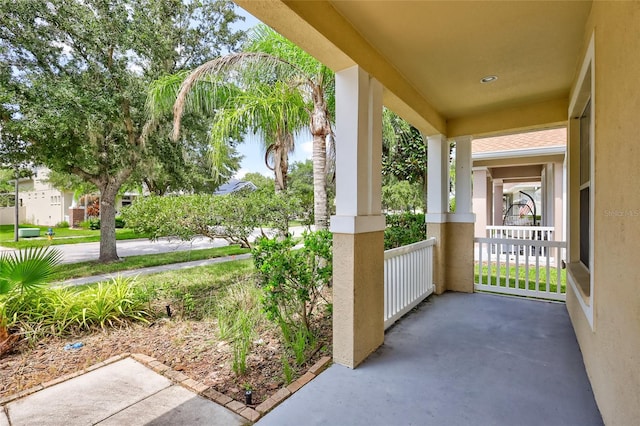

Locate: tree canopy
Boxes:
[151,24,335,229]
[0,0,245,261]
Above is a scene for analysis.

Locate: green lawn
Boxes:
[0,224,147,249]
[50,245,250,282]
[475,262,567,294]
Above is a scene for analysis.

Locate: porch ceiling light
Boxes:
[480,75,498,84]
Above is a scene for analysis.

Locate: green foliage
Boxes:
[382,108,427,211]
[154,23,335,226]
[122,190,298,248]
[115,216,126,229]
[252,230,332,363]
[213,278,266,376]
[382,179,423,213]
[55,221,70,229]
[281,355,295,385]
[0,0,246,261]
[2,276,151,340]
[288,160,315,227]
[243,173,275,192]
[384,213,427,250]
[0,247,63,296]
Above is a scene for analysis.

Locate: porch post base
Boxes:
[426,222,447,295]
[332,231,385,368]
[445,222,475,293]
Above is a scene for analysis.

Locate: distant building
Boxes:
[16,167,74,226]
[213,179,257,195]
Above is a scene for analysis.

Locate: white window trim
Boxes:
[567,32,595,330]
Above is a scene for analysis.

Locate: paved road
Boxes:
[0,225,313,264]
[54,236,230,264]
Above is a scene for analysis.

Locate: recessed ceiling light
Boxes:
[480,75,498,84]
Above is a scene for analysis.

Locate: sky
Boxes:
[230,6,313,179]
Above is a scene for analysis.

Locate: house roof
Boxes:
[213,179,257,195]
[472,128,566,155]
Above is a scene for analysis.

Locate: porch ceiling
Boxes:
[235,0,593,137]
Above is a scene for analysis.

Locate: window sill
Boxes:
[567,262,591,305]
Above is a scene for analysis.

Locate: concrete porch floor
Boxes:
[258,292,602,426]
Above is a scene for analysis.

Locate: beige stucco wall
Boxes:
[426,222,446,294]
[427,221,474,294]
[566,3,640,424]
[444,222,474,293]
[0,207,26,224]
[333,231,384,368]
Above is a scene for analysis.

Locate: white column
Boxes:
[472,167,488,238]
[553,161,564,241]
[331,65,385,234]
[426,134,449,223]
[451,135,475,222]
[330,65,385,368]
[493,179,504,226]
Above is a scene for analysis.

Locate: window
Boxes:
[579,100,590,269]
[567,32,594,330]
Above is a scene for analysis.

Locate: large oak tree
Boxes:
[0,0,245,261]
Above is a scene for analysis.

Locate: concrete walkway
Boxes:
[1,357,246,426]
[257,292,603,426]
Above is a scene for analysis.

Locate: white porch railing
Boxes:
[486,225,555,241]
[474,236,567,301]
[384,238,436,329]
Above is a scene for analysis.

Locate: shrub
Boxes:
[89,218,100,230]
[384,213,426,250]
[2,276,151,340]
[252,230,332,364]
[115,216,125,228]
[55,221,69,228]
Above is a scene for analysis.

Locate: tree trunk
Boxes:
[312,133,328,229]
[310,84,331,230]
[98,184,119,262]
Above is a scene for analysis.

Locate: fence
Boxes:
[384,238,436,329]
[486,225,555,241]
[474,236,566,301]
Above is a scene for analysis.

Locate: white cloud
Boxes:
[234,168,248,179]
[301,141,313,155]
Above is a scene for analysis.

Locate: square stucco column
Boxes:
[330,65,385,369]
[447,135,475,293]
[425,134,449,294]
[493,179,504,226]
[472,167,489,238]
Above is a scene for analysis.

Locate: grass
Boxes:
[49,245,250,282]
[475,262,567,294]
[0,224,147,249]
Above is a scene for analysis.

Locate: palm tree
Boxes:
[0,247,62,355]
[150,25,335,228]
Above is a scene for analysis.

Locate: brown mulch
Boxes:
[0,315,332,405]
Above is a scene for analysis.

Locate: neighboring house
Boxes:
[243,2,640,424]
[472,127,566,240]
[213,179,257,195]
[16,167,74,226]
[13,167,138,227]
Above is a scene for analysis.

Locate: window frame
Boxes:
[567,33,595,330]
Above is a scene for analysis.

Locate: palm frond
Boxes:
[0,247,63,294]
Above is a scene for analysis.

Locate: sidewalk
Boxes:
[58,253,252,287]
[0,356,247,426]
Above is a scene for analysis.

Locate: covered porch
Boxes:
[258,292,601,425]
[237,1,640,424]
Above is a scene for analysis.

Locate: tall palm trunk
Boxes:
[310,83,331,229]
